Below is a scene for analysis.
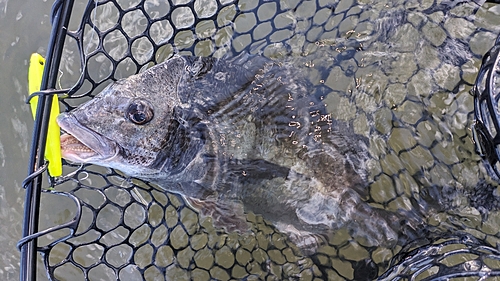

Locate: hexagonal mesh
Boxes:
[43,166,325,280]
[21,0,500,280]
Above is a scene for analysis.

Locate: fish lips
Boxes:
[57,113,119,163]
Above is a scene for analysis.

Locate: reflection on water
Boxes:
[8,0,500,280]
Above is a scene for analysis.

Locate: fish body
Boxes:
[57,55,401,251]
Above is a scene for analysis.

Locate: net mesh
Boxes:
[43,166,326,280]
[24,0,500,280]
[42,0,382,280]
[379,235,500,280]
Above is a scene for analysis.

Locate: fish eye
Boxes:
[126,99,154,125]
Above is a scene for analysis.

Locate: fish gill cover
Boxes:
[20,0,500,280]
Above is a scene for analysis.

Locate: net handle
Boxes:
[19,0,75,280]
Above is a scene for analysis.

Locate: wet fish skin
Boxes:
[57,54,401,251]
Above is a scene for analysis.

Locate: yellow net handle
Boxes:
[28,53,62,177]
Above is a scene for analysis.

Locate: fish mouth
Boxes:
[57,113,119,163]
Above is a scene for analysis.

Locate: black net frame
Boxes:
[473,34,500,181]
[19,0,75,280]
[18,0,500,280]
[379,235,500,280]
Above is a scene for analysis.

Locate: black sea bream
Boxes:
[57,55,413,252]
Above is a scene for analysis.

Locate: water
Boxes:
[4,0,500,280]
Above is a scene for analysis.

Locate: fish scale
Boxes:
[27,0,500,280]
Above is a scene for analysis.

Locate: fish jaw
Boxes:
[57,112,119,163]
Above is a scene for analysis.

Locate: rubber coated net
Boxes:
[20,0,500,280]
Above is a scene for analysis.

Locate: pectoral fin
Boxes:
[184,197,251,233]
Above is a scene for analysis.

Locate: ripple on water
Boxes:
[10,117,28,157]
[0,140,5,167]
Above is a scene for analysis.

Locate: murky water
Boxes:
[5,0,500,280]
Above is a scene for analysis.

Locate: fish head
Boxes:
[57,56,195,179]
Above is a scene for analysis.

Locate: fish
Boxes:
[57,54,415,253]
